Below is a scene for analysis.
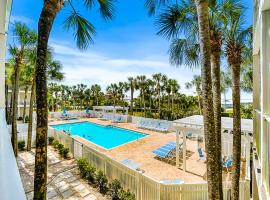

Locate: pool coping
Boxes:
[50,121,150,150]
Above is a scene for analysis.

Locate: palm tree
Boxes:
[224,10,252,199]
[26,48,64,151]
[193,1,220,198]
[136,75,147,117]
[152,73,167,118]
[126,77,136,115]
[186,75,202,114]
[220,70,231,108]
[34,0,115,197]
[91,84,102,106]
[9,22,36,157]
[107,83,118,107]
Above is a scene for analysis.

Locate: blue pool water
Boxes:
[51,122,147,149]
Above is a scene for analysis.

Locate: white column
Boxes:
[183,131,187,171]
[0,33,6,109]
[260,10,270,184]
[176,130,180,168]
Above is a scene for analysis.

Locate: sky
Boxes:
[8,0,253,101]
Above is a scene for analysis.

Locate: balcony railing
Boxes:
[0,108,26,200]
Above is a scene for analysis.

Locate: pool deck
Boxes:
[50,118,208,183]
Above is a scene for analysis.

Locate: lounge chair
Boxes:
[85,108,92,118]
[197,147,206,161]
[160,179,185,185]
[223,157,233,172]
[112,115,124,123]
[152,141,182,161]
[121,159,140,170]
[60,109,71,120]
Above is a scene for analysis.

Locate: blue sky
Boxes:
[8,0,253,100]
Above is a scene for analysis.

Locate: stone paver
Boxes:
[17,146,109,200]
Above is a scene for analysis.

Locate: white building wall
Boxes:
[253,0,270,199]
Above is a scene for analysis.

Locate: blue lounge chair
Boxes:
[121,159,140,170]
[152,141,182,160]
[223,157,233,172]
[197,147,206,161]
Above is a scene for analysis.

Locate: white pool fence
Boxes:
[48,127,250,200]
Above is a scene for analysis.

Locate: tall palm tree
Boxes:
[91,84,102,106]
[136,75,147,117]
[224,10,252,199]
[34,1,115,197]
[26,48,64,151]
[152,73,164,118]
[220,70,231,108]
[194,0,219,198]
[9,22,36,157]
[186,75,202,114]
[107,83,118,107]
[126,77,136,115]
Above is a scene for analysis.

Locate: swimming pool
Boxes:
[51,122,147,149]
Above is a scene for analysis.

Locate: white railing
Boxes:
[49,128,250,200]
[0,109,26,200]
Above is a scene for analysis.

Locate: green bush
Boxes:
[85,165,96,184]
[60,147,69,158]
[96,170,108,194]
[221,112,230,117]
[24,116,29,123]
[48,137,55,145]
[18,140,25,151]
[77,158,89,178]
[109,179,122,200]
[52,140,59,149]
[57,143,64,150]
[118,189,136,200]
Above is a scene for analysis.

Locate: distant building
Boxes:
[7,87,31,118]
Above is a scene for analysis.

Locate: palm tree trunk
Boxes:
[231,64,241,200]
[34,1,62,199]
[130,88,134,115]
[22,86,29,123]
[8,79,14,124]
[195,0,219,198]
[143,91,146,117]
[11,55,22,157]
[27,79,35,151]
[211,50,223,199]
[197,91,202,115]
[5,75,9,121]
[158,91,161,118]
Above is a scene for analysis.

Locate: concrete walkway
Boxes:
[17,146,109,200]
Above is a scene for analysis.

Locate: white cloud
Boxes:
[50,42,200,95]
[10,15,33,24]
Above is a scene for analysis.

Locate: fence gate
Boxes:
[74,140,83,159]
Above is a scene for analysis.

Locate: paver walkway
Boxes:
[17,146,109,200]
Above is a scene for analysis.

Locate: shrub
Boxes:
[96,170,108,194]
[18,116,23,121]
[24,116,29,123]
[118,189,135,200]
[109,179,122,200]
[77,158,89,178]
[85,165,96,184]
[57,143,64,151]
[18,140,25,151]
[60,147,69,158]
[52,140,59,149]
[48,137,55,145]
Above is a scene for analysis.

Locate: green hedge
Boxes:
[77,158,135,200]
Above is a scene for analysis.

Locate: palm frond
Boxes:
[169,38,200,68]
[144,0,168,15]
[156,4,196,40]
[97,0,115,20]
[64,11,96,50]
